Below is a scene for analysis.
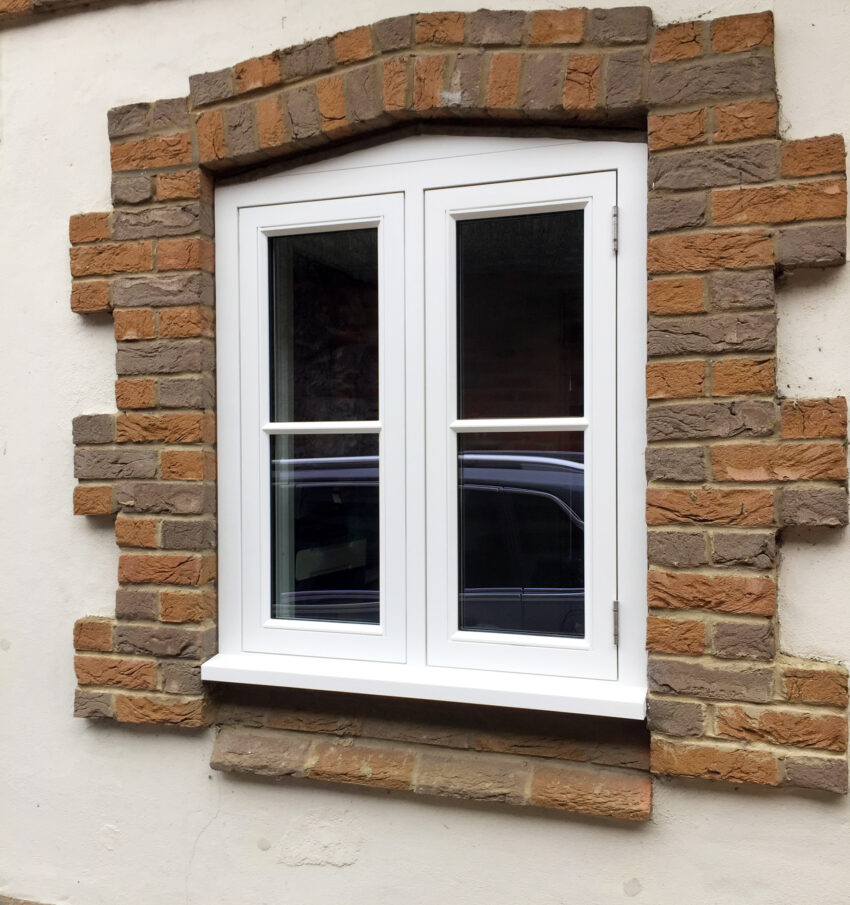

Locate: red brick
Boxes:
[712,442,847,482]
[115,693,208,728]
[711,12,773,54]
[118,552,216,586]
[648,570,776,616]
[781,398,847,439]
[782,136,846,178]
[647,488,775,527]
[712,180,846,227]
[651,22,702,64]
[529,762,652,821]
[782,665,849,708]
[716,705,847,752]
[197,110,226,164]
[74,617,114,652]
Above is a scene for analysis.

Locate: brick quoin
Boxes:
[68,7,849,811]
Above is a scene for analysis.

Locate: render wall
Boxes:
[1,0,849,902]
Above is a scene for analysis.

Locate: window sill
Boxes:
[201,652,647,720]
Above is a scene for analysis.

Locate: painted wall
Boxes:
[1,1,849,902]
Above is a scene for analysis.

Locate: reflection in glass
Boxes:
[457,210,584,419]
[458,432,585,638]
[271,434,379,624]
[269,229,378,422]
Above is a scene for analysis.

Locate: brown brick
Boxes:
[116,588,158,620]
[651,21,702,64]
[151,97,189,130]
[606,49,644,111]
[116,338,214,377]
[486,53,522,109]
[75,448,157,481]
[782,665,849,708]
[118,552,216,586]
[649,56,775,107]
[115,481,215,515]
[344,63,383,125]
[646,360,704,399]
[646,615,706,655]
[310,740,414,790]
[650,658,775,706]
[73,485,115,515]
[113,203,204,242]
[114,515,158,549]
[116,412,210,444]
[413,55,445,110]
[69,212,110,244]
[373,16,414,52]
[712,619,775,660]
[156,170,202,202]
[73,413,116,445]
[585,6,651,45]
[70,242,154,277]
[160,661,203,695]
[707,270,775,310]
[782,135,846,178]
[110,134,193,171]
[648,232,774,273]
[715,100,777,143]
[113,173,153,205]
[713,180,846,227]
[0,0,31,18]
[115,693,208,728]
[114,309,156,341]
[716,705,847,752]
[159,306,214,338]
[647,486,776,528]
[781,398,847,439]
[647,278,703,315]
[651,738,779,785]
[712,442,846,482]
[645,447,707,483]
[415,12,465,44]
[648,194,706,234]
[234,53,281,94]
[648,569,776,616]
[285,84,322,140]
[334,26,373,64]
[71,280,111,314]
[282,39,333,82]
[562,53,600,110]
[106,102,150,139]
[212,727,312,777]
[521,52,563,114]
[316,74,349,133]
[113,272,213,309]
[712,359,774,396]
[158,239,214,273]
[711,12,774,54]
[161,449,215,481]
[160,517,216,551]
[383,56,409,112]
[115,624,215,659]
[74,689,114,720]
[160,589,217,623]
[651,403,776,448]
[415,749,525,803]
[711,530,776,570]
[74,617,114,652]
[255,94,287,149]
[159,376,215,409]
[75,654,156,691]
[650,144,779,192]
[647,697,706,738]
[647,110,705,152]
[648,312,775,358]
[777,223,846,269]
[783,756,848,794]
[529,9,585,45]
[189,68,234,106]
[779,487,849,527]
[116,378,156,409]
[196,109,226,164]
[467,9,525,45]
[529,762,651,821]
[647,530,708,569]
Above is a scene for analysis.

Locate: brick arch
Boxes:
[70,7,850,817]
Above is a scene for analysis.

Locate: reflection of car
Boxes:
[272,453,585,637]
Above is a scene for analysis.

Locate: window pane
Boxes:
[269,229,378,422]
[458,432,584,638]
[456,211,583,419]
[271,434,379,624]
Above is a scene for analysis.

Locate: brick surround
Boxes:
[70,7,850,817]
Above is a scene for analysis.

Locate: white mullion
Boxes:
[451,418,588,433]
[262,421,382,435]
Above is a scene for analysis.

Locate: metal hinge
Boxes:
[613,600,620,646]
[612,205,619,255]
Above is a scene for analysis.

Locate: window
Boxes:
[203,135,647,719]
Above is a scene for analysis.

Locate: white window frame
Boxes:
[202,134,648,719]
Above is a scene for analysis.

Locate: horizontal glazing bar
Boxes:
[450,418,588,433]
[263,421,382,435]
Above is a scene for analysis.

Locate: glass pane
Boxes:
[269,229,378,422]
[271,433,379,624]
[458,432,584,638]
[456,210,584,419]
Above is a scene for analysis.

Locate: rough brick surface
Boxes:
[647,570,776,616]
[651,738,779,785]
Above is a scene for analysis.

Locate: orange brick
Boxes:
[316,75,349,133]
[716,705,847,752]
[413,56,445,110]
[116,412,208,444]
[156,170,206,202]
[383,56,409,112]
[115,378,156,410]
[114,308,156,341]
[115,694,208,728]
[157,238,215,272]
[647,231,774,274]
[712,442,847,482]
[712,180,846,227]
[415,12,466,44]
[715,101,777,143]
[161,449,215,481]
[651,738,779,785]
[782,136,846,178]
[529,9,585,45]
[651,22,702,64]
[781,398,847,439]
[118,552,216,586]
[75,654,156,691]
[235,52,281,93]
[783,665,849,708]
[73,485,114,515]
[562,53,600,111]
[70,242,154,277]
[647,487,775,527]
[256,94,287,149]
[487,53,522,109]
[647,360,705,399]
[71,281,110,313]
[711,11,773,54]
[160,589,217,623]
[648,570,776,616]
[646,615,706,655]
[115,515,158,549]
[334,26,373,63]
[310,740,414,790]
[648,110,706,151]
[529,762,651,821]
[712,358,774,396]
[647,278,704,315]
[69,212,110,244]
[197,110,226,164]
[159,306,214,338]
[74,617,114,652]
[110,134,194,171]
[0,0,30,17]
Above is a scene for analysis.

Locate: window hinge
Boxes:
[613,599,620,646]
[612,205,619,255]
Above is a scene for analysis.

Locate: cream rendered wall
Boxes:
[0,1,848,903]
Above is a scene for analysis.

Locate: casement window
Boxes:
[203,134,648,719]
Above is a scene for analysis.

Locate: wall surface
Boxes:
[1,0,850,903]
